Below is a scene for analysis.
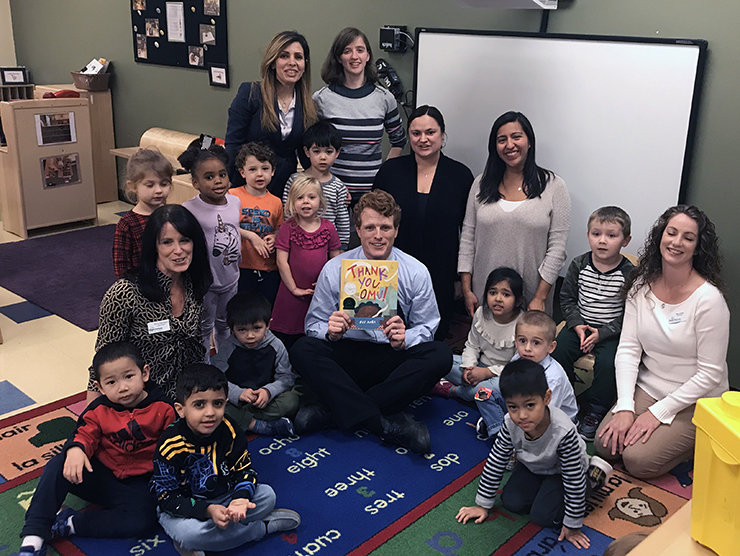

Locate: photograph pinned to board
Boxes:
[133,0,146,10]
[145,18,160,37]
[136,34,148,59]
[41,154,81,188]
[34,113,77,146]
[204,0,220,16]
[188,46,204,67]
[166,2,185,43]
[200,24,216,45]
[209,63,228,87]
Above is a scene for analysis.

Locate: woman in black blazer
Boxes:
[225,31,317,199]
[373,105,474,340]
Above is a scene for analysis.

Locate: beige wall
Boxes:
[9,0,740,385]
[0,0,17,66]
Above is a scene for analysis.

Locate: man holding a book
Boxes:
[290,190,452,455]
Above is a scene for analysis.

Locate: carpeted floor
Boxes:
[0,392,692,556]
[0,225,116,331]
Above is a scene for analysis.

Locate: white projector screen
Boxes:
[414,29,706,263]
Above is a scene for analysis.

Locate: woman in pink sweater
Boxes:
[596,205,729,478]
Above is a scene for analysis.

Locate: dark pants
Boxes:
[21,453,156,540]
[237,268,280,306]
[290,337,452,430]
[551,326,619,413]
[501,464,565,528]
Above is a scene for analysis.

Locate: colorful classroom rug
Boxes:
[0,394,692,556]
[0,224,116,331]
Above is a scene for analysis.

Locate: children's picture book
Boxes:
[340,259,398,330]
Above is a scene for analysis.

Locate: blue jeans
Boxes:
[447,354,507,437]
[158,484,276,551]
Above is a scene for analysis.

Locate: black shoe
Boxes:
[294,403,333,435]
[381,413,431,455]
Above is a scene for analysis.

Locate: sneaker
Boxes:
[50,508,77,540]
[587,455,613,490]
[431,380,453,398]
[264,508,301,535]
[260,417,295,437]
[381,413,431,455]
[578,411,604,442]
[475,416,490,440]
[19,546,47,556]
[172,539,205,556]
[294,403,333,435]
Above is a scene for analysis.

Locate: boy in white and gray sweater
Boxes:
[457,359,592,550]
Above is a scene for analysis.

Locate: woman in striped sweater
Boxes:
[314,27,406,204]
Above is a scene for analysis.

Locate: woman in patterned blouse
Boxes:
[88,205,213,401]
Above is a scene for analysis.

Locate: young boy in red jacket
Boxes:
[19,341,177,556]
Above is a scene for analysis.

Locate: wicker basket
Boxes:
[71,71,110,91]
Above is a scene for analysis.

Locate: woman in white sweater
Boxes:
[458,111,570,317]
[596,205,729,479]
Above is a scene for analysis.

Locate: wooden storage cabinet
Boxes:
[0,98,97,238]
[35,85,117,203]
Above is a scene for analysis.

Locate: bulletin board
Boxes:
[131,0,228,85]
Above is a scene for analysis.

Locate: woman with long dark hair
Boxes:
[458,111,570,316]
[314,27,406,203]
[596,205,729,479]
[89,205,212,401]
[225,31,317,199]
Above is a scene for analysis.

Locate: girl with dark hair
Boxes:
[314,27,406,203]
[374,105,474,339]
[435,267,526,437]
[89,205,213,401]
[225,31,317,199]
[458,111,570,316]
[596,205,729,479]
[180,139,242,358]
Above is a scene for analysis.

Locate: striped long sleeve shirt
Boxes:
[313,82,406,202]
[475,406,589,528]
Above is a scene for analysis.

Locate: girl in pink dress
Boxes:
[272,174,342,349]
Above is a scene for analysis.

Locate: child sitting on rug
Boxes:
[433,267,525,438]
[211,292,297,437]
[475,310,578,439]
[456,359,592,549]
[113,149,173,278]
[152,364,300,556]
[19,342,177,556]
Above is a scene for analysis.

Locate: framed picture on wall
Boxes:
[209,63,229,88]
[1,67,30,85]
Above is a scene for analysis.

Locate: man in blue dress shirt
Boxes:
[290,190,452,455]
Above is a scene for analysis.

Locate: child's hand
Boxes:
[581,326,600,353]
[263,234,276,253]
[559,525,590,549]
[207,504,232,529]
[63,446,92,484]
[456,505,488,524]
[226,498,255,523]
[240,388,257,404]
[253,388,271,409]
[291,287,315,297]
[463,366,492,386]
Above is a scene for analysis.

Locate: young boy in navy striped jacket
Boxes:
[552,206,633,441]
[457,359,592,550]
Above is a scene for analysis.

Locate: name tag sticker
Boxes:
[668,311,687,325]
[148,319,171,334]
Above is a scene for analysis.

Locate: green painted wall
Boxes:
[10,0,740,384]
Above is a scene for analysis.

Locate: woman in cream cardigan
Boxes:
[596,205,729,479]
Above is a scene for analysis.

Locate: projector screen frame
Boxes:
[412,28,708,253]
